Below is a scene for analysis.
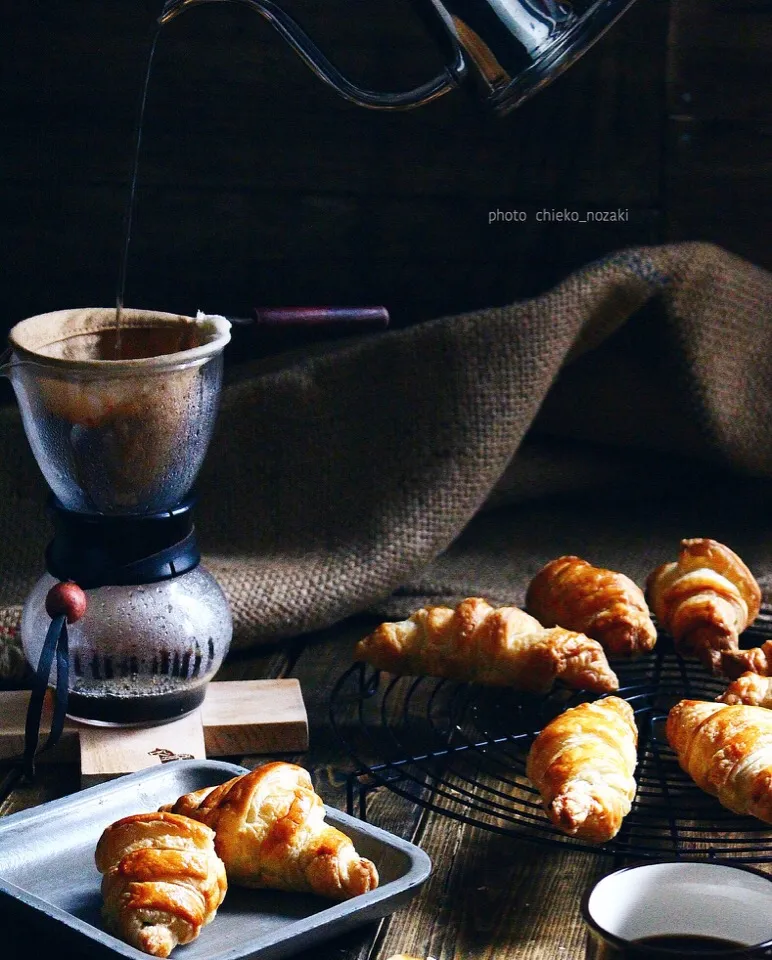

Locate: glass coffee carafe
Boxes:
[1,308,233,725]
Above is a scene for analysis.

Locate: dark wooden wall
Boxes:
[666,1,771,263]
[1,0,769,344]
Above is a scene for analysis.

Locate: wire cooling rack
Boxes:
[330,618,772,861]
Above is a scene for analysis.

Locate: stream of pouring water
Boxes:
[114,21,162,357]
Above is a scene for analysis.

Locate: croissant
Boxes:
[666,699,772,821]
[525,696,638,842]
[646,538,761,673]
[722,642,772,680]
[95,812,227,958]
[718,673,772,707]
[161,762,378,900]
[525,555,656,657]
[354,597,618,694]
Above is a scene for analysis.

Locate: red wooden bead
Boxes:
[45,581,87,624]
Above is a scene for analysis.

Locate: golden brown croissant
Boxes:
[354,597,618,694]
[718,673,772,707]
[95,812,227,958]
[667,699,772,821]
[526,555,657,657]
[525,696,638,842]
[161,762,378,900]
[646,538,761,673]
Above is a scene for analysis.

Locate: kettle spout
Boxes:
[156,0,460,110]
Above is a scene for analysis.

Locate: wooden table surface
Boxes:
[0,617,630,960]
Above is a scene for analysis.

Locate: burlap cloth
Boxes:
[1,242,771,679]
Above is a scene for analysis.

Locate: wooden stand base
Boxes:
[0,680,308,784]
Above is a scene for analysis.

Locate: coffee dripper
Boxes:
[159,0,640,116]
[1,308,233,732]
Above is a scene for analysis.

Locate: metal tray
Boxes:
[0,760,431,960]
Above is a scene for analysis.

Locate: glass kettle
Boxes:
[159,0,640,116]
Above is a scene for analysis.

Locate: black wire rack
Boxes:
[330,619,772,862]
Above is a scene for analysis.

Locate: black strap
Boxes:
[23,614,70,781]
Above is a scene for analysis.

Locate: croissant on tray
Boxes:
[526,555,657,658]
[646,538,761,673]
[354,597,618,694]
[95,811,227,958]
[525,696,638,843]
[667,699,772,822]
[718,673,772,708]
[161,762,378,900]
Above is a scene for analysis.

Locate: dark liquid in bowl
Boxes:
[630,935,749,956]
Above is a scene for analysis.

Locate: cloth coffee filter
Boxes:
[0,241,770,678]
[4,308,231,515]
[8,307,230,369]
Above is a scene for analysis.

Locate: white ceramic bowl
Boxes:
[582,860,772,957]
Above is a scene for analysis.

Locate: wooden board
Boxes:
[0,678,308,782]
[663,0,771,270]
[202,678,309,756]
[666,0,772,121]
[79,710,206,785]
